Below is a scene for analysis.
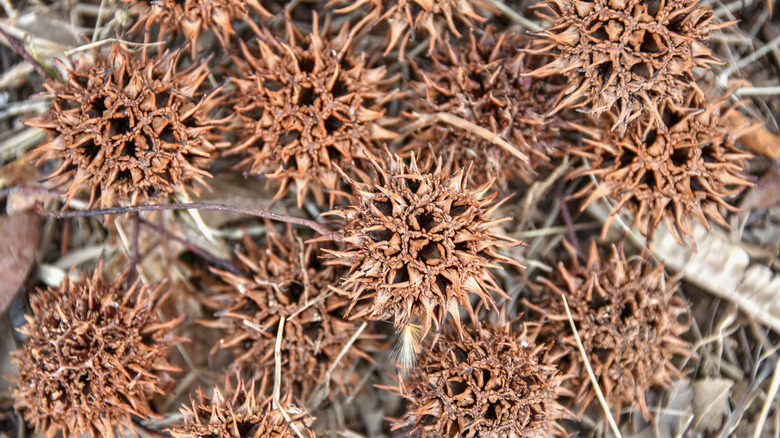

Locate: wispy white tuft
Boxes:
[392,323,423,369]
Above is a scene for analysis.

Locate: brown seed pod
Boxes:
[404,27,570,187]
[571,91,754,244]
[123,0,272,51]
[227,14,396,207]
[329,0,490,56]
[535,241,691,420]
[27,43,223,208]
[168,370,316,438]
[527,0,726,132]
[389,320,567,437]
[11,261,183,438]
[326,152,522,337]
[202,224,373,401]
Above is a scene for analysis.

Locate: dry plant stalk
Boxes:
[390,320,567,437]
[168,370,316,438]
[27,43,224,208]
[528,0,726,132]
[227,13,396,207]
[12,261,184,438]
[123,0,272,51]
[329,0,491,56]
[202,223,373,401]
[325,152,522,337]
[571,91,753,244]
[404,27,569,187]
[535,241,691,420]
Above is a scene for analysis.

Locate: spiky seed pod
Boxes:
[536,241,691,420]
[227,14,396,207]
[390,321,567,437]
[12,261,183,438]
[404,27,570,187]
[168,370,315,438]
[202,224,373,401]
[527,0,725,132]
[329,0,490,56]
[326,152,522,337]
[27,43,223,208]
[571,91,753,244]
[123,0,272,51]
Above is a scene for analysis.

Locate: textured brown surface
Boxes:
[12,262,183,438]
[391,321,566,437]
[123,0,272,50]
[535,241,691,420]
[528,0,725,132]
[202,224,372,401]
[226,14,395,207]
[404,27,570,187]
[168,370,316,438]
[571,91,753,243]
[28,43,223,208]
[329,0,490,55]
[326,152,522,336]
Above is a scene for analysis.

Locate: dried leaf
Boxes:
[729,112,780,159]
[692,377,733,433]
[0,212,41,313]
[739,166,780,211]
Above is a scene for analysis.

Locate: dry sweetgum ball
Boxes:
[28,43,223,208]
[404,27,570,187]
[227,14,396,207]
[536,241,691,419]
[12,261,183,438]
[571,91,753,243]
[169,370,315,438]
[201,224,373,401]
[330,0,490,56]
[391,321,566,437]
[123,0,272,50]
[528,0,725,132]
[326,152,522,336]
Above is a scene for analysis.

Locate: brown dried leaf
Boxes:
[0,212,41,313]
[739,166,780,211]
[729,112,780,159]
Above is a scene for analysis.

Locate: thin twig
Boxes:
[34,202,341,241]
[561,294,623,438]
[273,317,306,438]
[0,25,54,81]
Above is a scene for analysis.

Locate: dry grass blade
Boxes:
[561,294,623,438]
[274,317,305,438]
[403,112,529,163]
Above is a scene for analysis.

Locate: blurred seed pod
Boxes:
[27,43,224,208]
[227,13,397,207]
[202,223,374,401]
[535,241,692,420]
[404,27,571,187]
[122,0,273,51]
[389,320,567,437]
[12,261,183,438]
[329,0,491,56]
[527,0,726,132]
[168,369,316,438]
[325,152,522,337]
[571,91,754,244]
